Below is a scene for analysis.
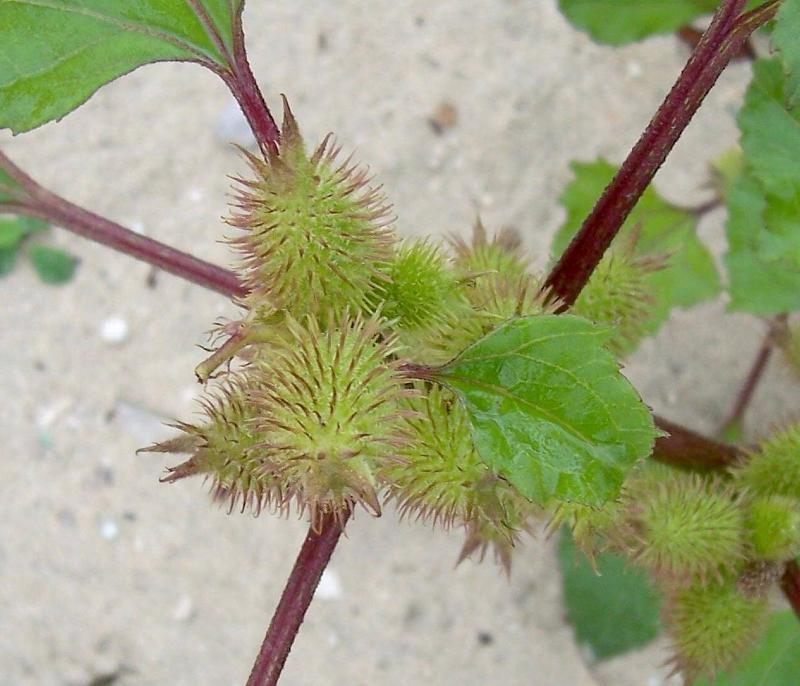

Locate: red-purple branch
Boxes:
[0,151,245,297]
[245,510,349,686]
[544,0,778,308]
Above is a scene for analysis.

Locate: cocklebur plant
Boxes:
[3,1,800,686]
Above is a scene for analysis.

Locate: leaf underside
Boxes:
[437,315,657,506]
[558,529,661,660]
[0,0,244,133]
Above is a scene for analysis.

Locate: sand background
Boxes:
[1,1,798,685]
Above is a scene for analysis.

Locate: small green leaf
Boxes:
[554,160,720,344]
[0,218,26,249]
[0,0,245,133]
[0,245,17,276]
[29,245,78,284]
[738,59,800,202]
[557,0,717,46]
[773,0,800,107]
[692,612,800,686]
[558,529,661,660]
[725,58,800,314]
[436,315,657,506]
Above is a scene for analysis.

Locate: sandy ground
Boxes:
[1,1,798,685]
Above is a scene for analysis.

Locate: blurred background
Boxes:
[1,1,796,684]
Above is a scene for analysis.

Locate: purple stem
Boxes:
[245,510,349,686]
[543,0,777,308]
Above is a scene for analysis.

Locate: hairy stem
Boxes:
[0,151,244,297]
[246,510,349,686]
[719,314,789,436]
[780,560,800,621]
[654,417,742,469]
[544,0,776,307]
[224,9,281,154]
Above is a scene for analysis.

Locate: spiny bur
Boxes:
[624,472,745,582]
[571,234,664,356]
[249,313,411,528]
[386,385,536,571]
[379,240,462,332]
[666,576,768,680]
[745,495,800,562]
[732,423,800,499]
[228,100,395,320]
[140,377,280,515]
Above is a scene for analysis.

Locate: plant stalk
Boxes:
[544,0,776,308]
[719,314,789,436]
[780,560,800,621]
[653,417,742,469]
[0,151,245,297]
[225,10,281,154]
[246,510,349,686]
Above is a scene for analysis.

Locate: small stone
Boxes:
[100,317,129,345]
[315,568,343,600]
[428,102,458,135]
[100,519,119,541]
[172,594,195,622]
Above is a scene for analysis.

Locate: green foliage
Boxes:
[725,58,800,315]
[436,314,658,506]
[668,577,769,679]
[746,496,800,562]
[555,160,720,349]
[692,612,800,686]
[0,0,244,133]
[28,245,78,284]
[557,0,717,46]
[558,528,662,660]
[0,215,77,284]
[773,0,800,108]
[780,323,800,376]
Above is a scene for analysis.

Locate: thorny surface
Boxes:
[1,1,799,685]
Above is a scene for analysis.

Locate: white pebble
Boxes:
[627,60,643,78]
[172,594,195,622]
[100,519,119,540]
[100,316,129,345]
[315,568,343,600]
[188,187,204,203]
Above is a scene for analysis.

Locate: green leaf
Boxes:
[726,59,800,315]
[0,217,26,249]
[692,612,800,686]
[28,244,78,284]
[0,245,17,276]
[773,0,800,108]
[558,529,661,660]
[554,160,721,341]
[738,59,800,202]
[557,0,717,46]
[0,0,245,133]
[436,315,657,506]
[0,167,21,203]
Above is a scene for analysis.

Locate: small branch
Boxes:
[246,510,349,686]
[677,25,757,62]
[719,314,789,436]
[780,560,800,621]
[223,9,281,154]
[653,416,742,469]
[543,0,776,308]
[0,151,244,297]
